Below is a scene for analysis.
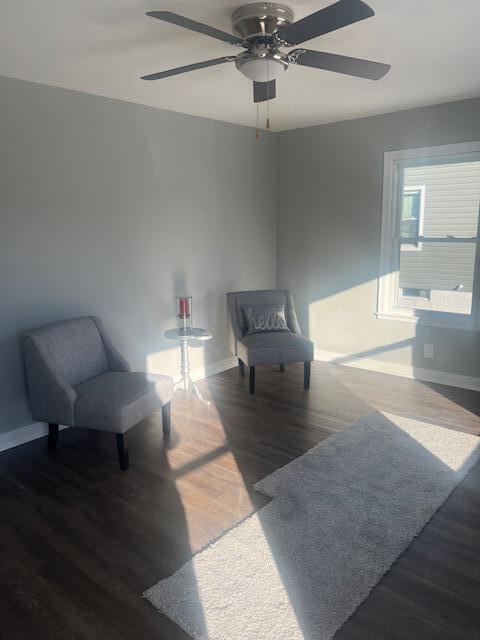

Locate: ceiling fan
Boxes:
[141,0,391,106]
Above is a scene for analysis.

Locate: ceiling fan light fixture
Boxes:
[235,51,288,82]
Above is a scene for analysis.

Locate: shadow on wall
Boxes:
[319,337,415,366]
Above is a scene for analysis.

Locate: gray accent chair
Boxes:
[22,316,173,470]
[227,289,314,393]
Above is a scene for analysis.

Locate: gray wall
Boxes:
[276,98,480,378]
[0,76,276,435]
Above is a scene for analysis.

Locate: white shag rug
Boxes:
[144,412,480,640]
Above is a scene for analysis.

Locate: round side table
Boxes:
[165,327,212,402]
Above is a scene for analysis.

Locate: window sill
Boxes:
[376,311,479,332]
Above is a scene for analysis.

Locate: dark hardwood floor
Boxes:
[1,362,479,639]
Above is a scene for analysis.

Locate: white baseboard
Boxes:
[315,349,480,392]
[0,357,238,454]
[0,422,70,453]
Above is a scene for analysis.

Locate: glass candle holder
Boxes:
[176,296,193,334]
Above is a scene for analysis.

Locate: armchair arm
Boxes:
[22,335,77,426]
[226,293,243,356]
[285,290,302,334]
[92,317,131,372]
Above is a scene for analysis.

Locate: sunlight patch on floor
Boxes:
[382,412,480,471]
[163,399,255,547]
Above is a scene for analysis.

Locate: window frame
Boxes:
[401,185,425,251]
[377,141,480,331]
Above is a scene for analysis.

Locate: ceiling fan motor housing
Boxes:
[231,2,294,40]
[232,3,293,82]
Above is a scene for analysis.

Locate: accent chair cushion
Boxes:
[237,331,314,367]
[74,372,173,434]
[242,303,290,335]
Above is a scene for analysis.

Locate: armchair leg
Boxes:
[279,363,285,373]
[304,361,311,389]
[116,433,129,471]
[47,423,59,453]
[249,366,255,394]
[238,359,245,377]
[162,401,171,439]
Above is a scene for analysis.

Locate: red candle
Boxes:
[178,297,190,318]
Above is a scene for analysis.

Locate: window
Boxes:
[377,141,480,330]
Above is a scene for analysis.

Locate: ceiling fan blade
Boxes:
[253,80,276,103]
[141,57,234,81]
[275,0,374,46]
[146,11,244,46]
[291,49,390,80]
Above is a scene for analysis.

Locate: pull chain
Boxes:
[256,101,260,140]
[266,57,271,130]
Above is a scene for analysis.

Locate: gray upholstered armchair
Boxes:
[22,316,173,470]
[227,289,314,393]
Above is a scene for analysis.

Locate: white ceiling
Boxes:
[1,0,479,131]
